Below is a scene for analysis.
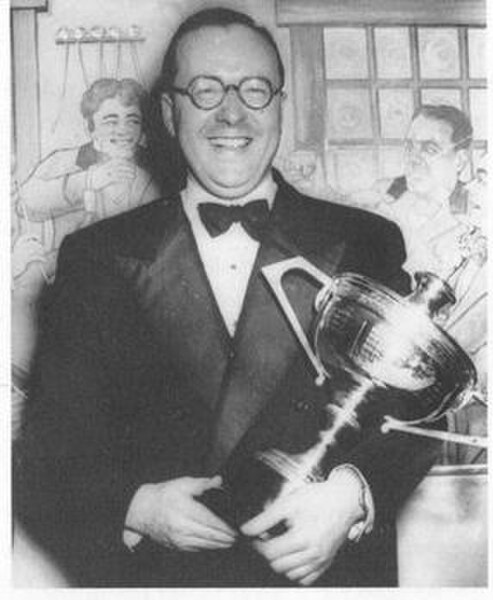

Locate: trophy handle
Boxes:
[381,416,488,448]
[262,257,334,386]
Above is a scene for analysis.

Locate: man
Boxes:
[381,105,474,275]
[16,8,442,587]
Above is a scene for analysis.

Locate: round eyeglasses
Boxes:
[171,76,283,110]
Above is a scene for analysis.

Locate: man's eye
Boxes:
[197,82,220,93]
[246,86,268,98]
[423,142,441,156]
[243,81,269,96]
[196,87,217,97]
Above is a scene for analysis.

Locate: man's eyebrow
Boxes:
[101,113,119,121]
[408,137,442,146]
[423,139,443,147]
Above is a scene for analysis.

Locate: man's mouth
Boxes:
[110,138,134,146]
[208,136,252,150]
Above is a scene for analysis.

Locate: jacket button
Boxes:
[170,407,188,420]
[294,400,311,412]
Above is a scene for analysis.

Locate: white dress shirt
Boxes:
[181,175,277,336]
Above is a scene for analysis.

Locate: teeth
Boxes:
[210,137,251,149]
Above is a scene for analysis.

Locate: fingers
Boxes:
[181,477,237,540]
[179,517,236,547]
[188,501,237,539]
[252,532,305,562]
[109,165,135,181]
[285,563,319,583]
[256,537,327,585]
[190,475,223,495]
[241,498,289,538]
[269,550,313,574]
[299,569,325,586]
[93,160,135,187]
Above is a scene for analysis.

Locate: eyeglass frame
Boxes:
[170,75,284,111]
[402,136,472,162]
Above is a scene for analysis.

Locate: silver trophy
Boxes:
[201,257,486,526]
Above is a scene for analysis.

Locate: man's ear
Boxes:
[83,119,93,140]
[161,93,176,137]
[455,148,470,176]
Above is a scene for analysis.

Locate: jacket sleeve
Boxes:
[14,234,157,585]
[19,149,87,221]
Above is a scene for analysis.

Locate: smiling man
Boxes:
[16,8,442,588]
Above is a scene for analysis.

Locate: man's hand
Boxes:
[241,472,366,586]
[125,476,237,552]
[89,159,136,191]
[12,234,46,280]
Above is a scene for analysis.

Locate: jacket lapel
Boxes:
[207,184,346,470]
[117,200,231,412]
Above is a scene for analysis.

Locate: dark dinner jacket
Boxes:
[15,172,442,587]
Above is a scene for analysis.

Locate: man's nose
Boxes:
[405,145,425,167]
[115,121,130,136]
[407,152,425,168]
[215,88,247,125]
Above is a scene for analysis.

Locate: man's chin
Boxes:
[406,176,432,197]
[201,173,267,200]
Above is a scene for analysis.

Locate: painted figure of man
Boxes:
[15,77,160,283]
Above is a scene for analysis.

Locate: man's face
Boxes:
[404,115,466,199]
[162,24,283,199]
[90,97,143,160]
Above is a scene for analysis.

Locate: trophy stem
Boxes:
[258,377,374,488]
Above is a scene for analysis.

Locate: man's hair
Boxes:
[158,7,285,92]
[413,104,473,150]
[80,78,149,131]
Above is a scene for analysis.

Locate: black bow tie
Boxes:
[198,199,270,241]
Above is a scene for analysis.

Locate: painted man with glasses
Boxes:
[16,8,443,587]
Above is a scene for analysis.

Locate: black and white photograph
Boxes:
[5,0,490,591]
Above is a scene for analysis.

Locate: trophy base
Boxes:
[200,453,288,530]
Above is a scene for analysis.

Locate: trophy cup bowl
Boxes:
[200,257,480,530]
